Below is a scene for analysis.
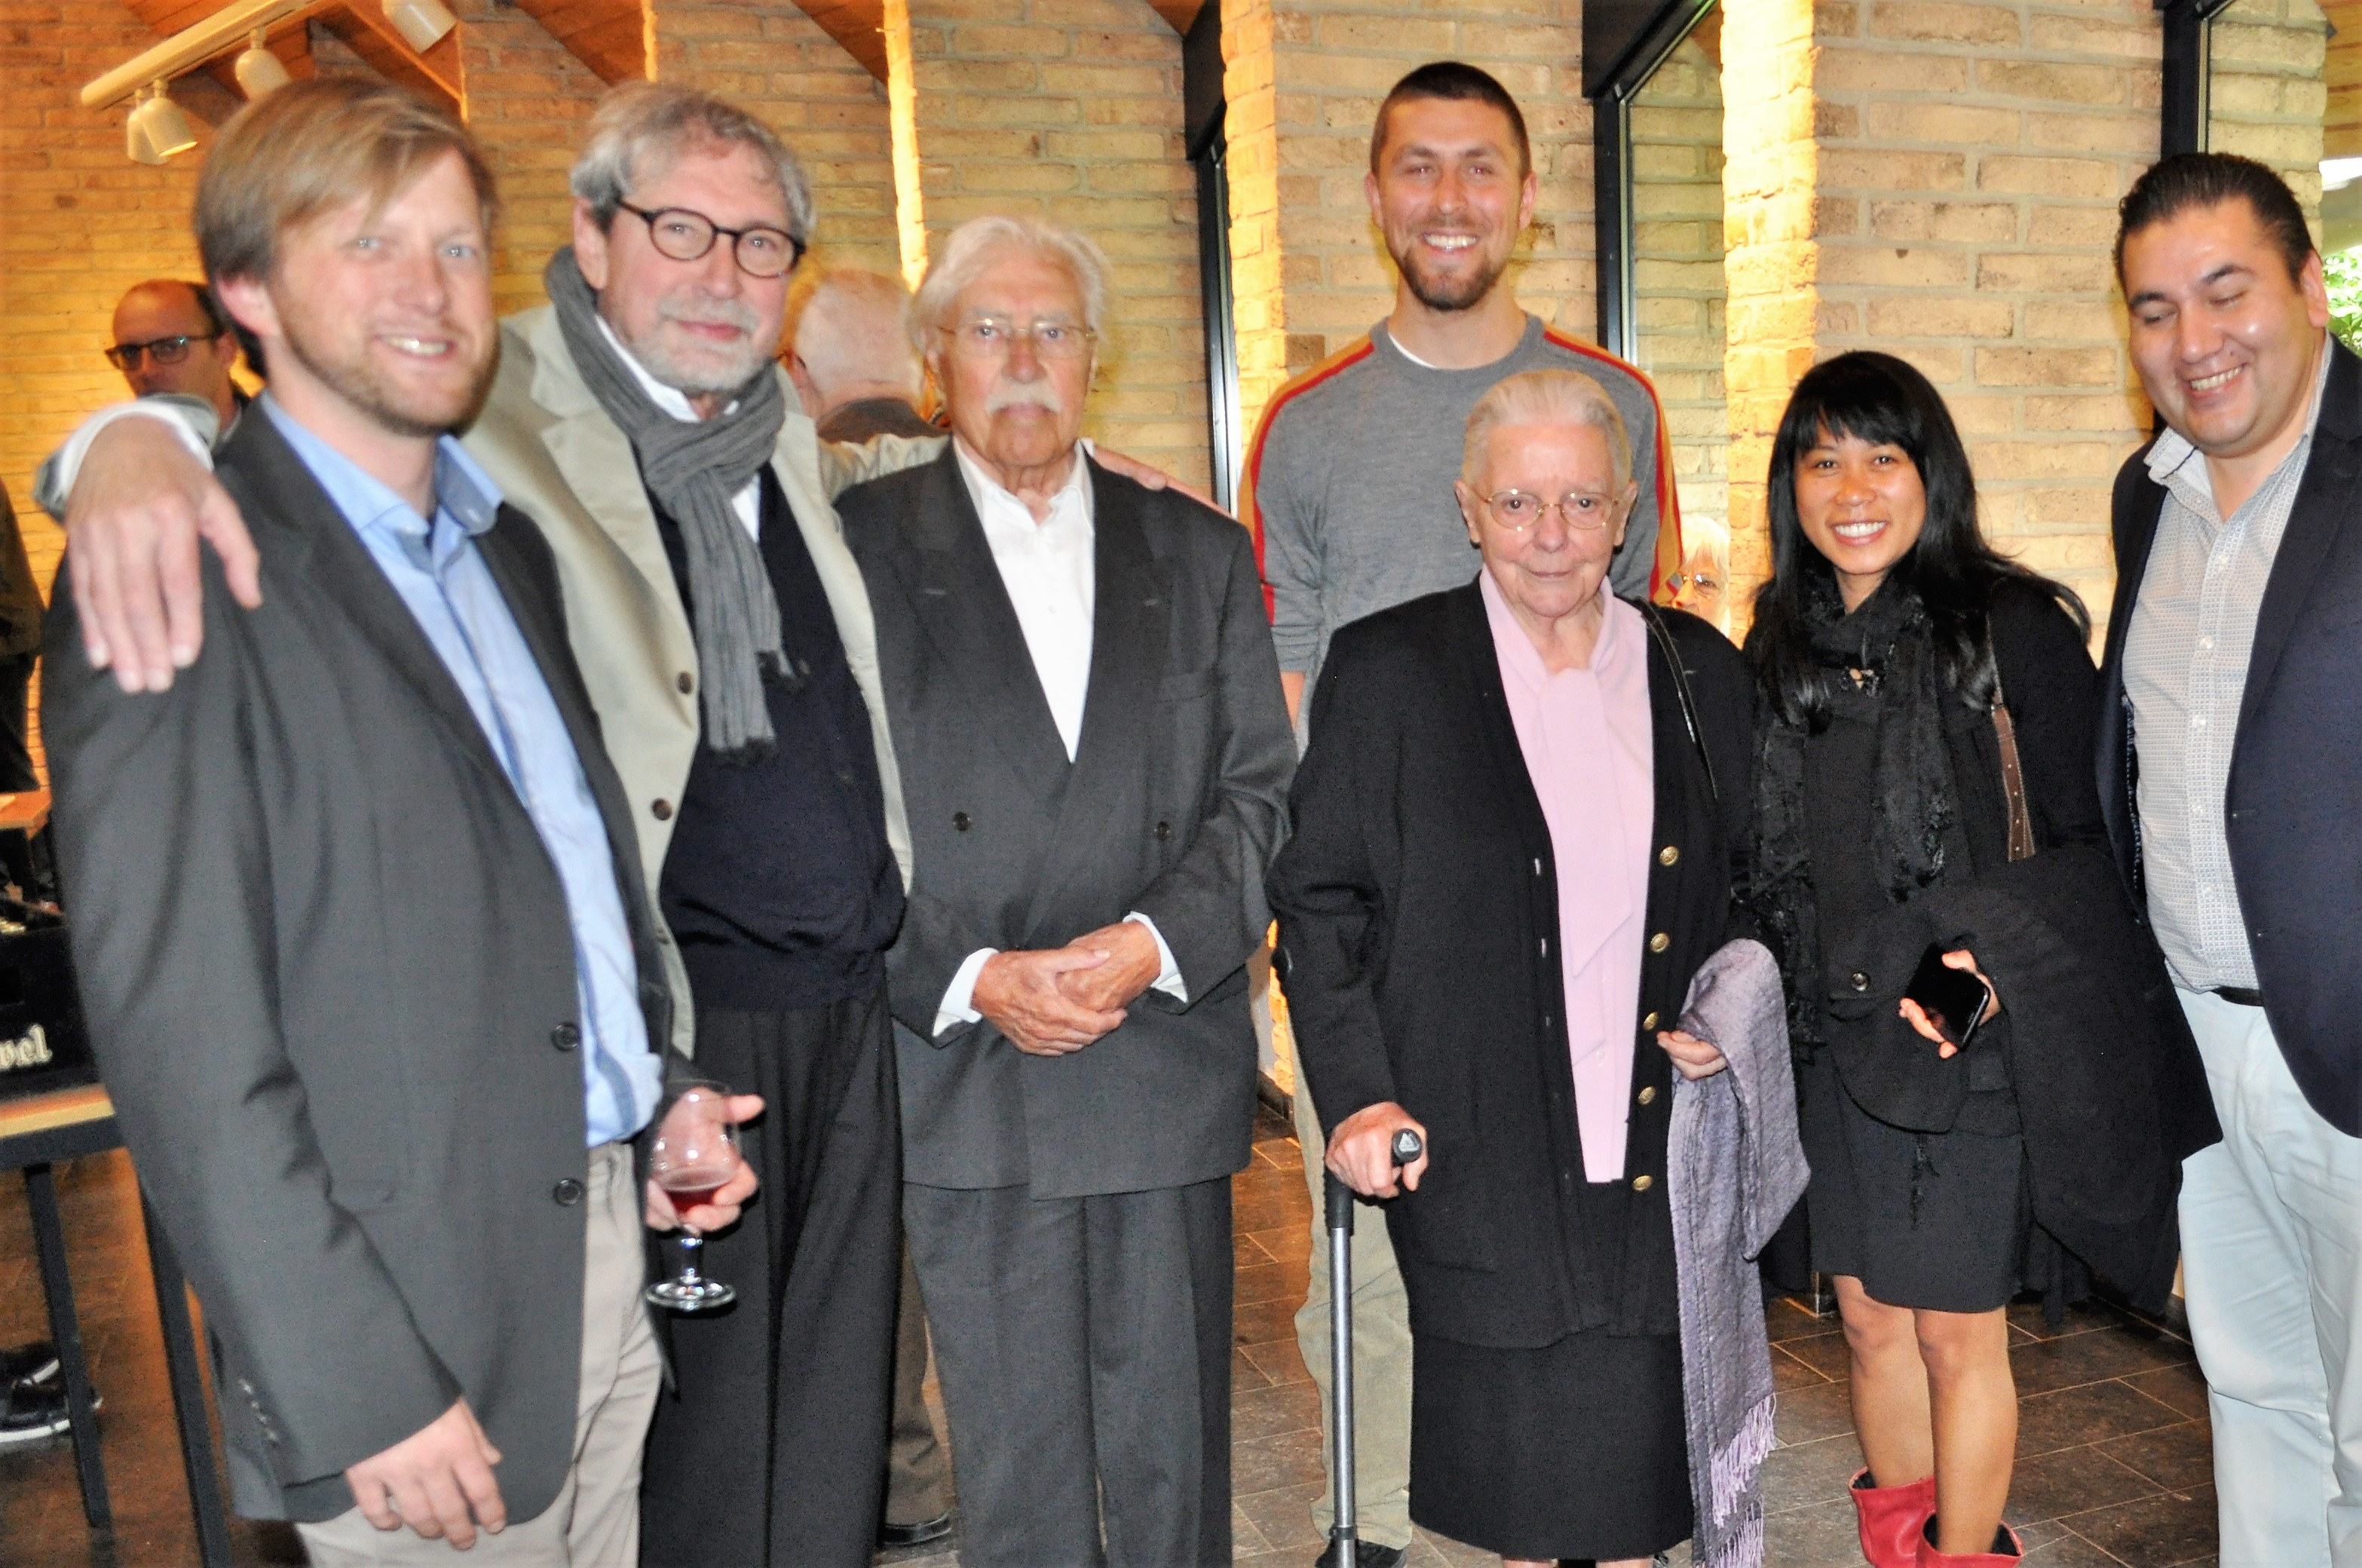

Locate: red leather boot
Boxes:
[1916,1514,2024,1566]
[1848,1468,1938,1568]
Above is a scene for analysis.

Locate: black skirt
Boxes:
[1408,1325,1693,1561]
[1799,1046,2029,1313]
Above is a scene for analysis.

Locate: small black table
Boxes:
[1,1084,233,1566]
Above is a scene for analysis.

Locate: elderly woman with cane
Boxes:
[1272,369,1799,1568]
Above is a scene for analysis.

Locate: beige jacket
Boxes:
[462,305,934,1052]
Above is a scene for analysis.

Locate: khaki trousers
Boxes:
[1291,1073,1415,1550]
[299,1143,661,1566]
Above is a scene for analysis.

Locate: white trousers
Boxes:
[2179,990,2362,1568]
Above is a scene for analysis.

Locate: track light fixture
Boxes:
[381,0,458,52]
[234,29,293,100]
[131,80,199,163]
[125,84,164,166]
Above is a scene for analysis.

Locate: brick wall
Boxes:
[657,0,900,277]
[1218,0,1594,444]
[452,0,607,317]
[890,0,1212,486]
[1719,0,1821,614]
[1629,17,1729,536]
[2207,0,2327,229]
[1718,0,2169,635]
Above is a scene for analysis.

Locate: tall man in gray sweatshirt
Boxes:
[1240,61,1680,1566]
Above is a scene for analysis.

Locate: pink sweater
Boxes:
[1481,570,1655,1182]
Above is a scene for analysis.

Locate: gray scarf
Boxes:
[546,247,787,758]
[1668,938,1810,1568]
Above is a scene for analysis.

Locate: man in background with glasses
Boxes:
[106,278,247,434]
[837,214,1294,1568]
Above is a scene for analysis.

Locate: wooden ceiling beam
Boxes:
[504,0,650,85]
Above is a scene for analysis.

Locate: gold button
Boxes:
[1658,844,1680,866]
[1641,1011,1659,1031]
[1637,1086,1656,1105]
[1648,932,1670,954]
[1632,1174,1654,1192]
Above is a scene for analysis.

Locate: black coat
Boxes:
[1803,583,2215,1309]
[1270,585,1753,1349]
[2099,337,2362,1136]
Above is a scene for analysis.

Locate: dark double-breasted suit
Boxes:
[40,412,675,1524]
[838,446,1294,1566]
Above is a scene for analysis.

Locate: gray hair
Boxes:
[1461,369,1634,494]
[907,215,1110,357]
[789,268,922,397]
[569,82,813,248]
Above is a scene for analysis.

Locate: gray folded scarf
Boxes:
[1668,938,1810,1568]
[546,247,786,758]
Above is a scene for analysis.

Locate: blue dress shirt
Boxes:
[262,398,661,1145]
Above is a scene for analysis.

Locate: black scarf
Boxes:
[1746,574,1975,1046]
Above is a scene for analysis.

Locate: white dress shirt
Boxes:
[933,439,1185,1036]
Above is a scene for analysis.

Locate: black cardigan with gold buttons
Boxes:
[1272,581,1754,1350]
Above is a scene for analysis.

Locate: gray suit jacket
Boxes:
[838,449,1295,1199]
[41,411,675,1524]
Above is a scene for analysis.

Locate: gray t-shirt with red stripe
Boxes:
[1245,315,1673,740]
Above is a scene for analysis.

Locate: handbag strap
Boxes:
[1990,660,2036,862]
[1636,598,1718,807]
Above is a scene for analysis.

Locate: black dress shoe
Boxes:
[1313,1541,1405,1568]
[878,1510,954,1548]
[0,1378,75,1448]
[0,1340,58,1386]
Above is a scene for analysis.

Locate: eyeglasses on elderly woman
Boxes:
[1470,487,1627,533]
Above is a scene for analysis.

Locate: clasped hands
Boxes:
[973,920,1162,1055]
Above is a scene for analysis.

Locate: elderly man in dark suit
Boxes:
[40,78,752,1563]
[2103,152,2362,1566]
[837,214,1294,1568]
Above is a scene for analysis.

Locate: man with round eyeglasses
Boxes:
[36,81,954,1568]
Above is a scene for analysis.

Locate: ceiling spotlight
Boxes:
[130,79,198,162]
[234,29,292,100]
[381,0,458,52]
[125,84,164,166]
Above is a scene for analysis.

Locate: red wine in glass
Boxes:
[645,1082,741,1312]
[658,1168,731,1216]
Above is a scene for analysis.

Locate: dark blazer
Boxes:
[2099,337,2362,1135]
[1269,585,1753,1349]
[838,448,1295,1199]
[41,412,675,1524]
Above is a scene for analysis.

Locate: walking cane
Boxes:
[1323,1125,1425,1568]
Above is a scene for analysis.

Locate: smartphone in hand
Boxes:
[1903,942,1990,1049]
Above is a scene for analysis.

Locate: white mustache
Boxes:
[987,383,1063,416]
[657,297,760,336]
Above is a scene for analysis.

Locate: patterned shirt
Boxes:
[2122,339,2330,991]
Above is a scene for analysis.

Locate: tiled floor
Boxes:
[0,1112,2219,1566]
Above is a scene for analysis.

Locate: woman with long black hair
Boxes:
[1744,351,2212,1568]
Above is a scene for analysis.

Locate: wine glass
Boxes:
[645,1080,741,1312]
